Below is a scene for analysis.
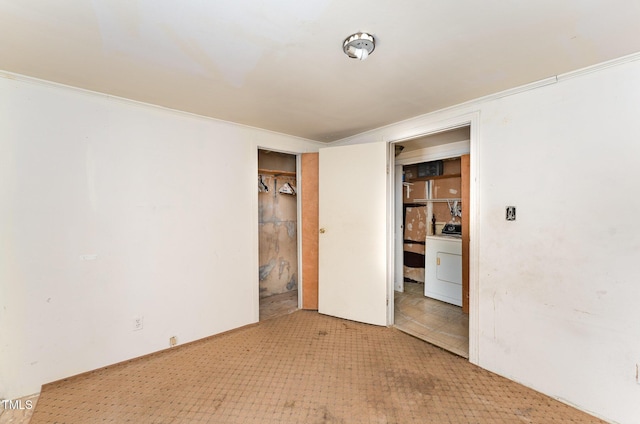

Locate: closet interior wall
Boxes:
[258,150,298,298]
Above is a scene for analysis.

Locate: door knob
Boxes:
[319,228,326,234]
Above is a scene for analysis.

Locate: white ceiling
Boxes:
[2,1,640,142]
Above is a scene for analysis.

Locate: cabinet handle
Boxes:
[436,257,440,266]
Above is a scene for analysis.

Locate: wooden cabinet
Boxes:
[403,157,462,233]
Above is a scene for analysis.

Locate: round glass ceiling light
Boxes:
[343,32,375,60]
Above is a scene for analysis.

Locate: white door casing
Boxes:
[394,164,404,292]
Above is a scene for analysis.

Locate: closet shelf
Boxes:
[405,173,461,182]
[413,198,462,203]
[258,168,296,177]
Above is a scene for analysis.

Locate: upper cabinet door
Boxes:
[318,142,388,326]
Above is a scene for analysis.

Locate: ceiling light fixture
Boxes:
[343,32,375,60]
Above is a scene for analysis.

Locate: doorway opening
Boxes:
[258,149,299,321]
[392,126,471,358]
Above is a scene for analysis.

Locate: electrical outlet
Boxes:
[133,315,143,331]
[169,336,177,347]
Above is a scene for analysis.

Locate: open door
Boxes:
[318,142,388,326]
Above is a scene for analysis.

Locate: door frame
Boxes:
[255,147,304,317]
[387,111,480,364]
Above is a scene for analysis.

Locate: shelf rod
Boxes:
[258,168,296,177]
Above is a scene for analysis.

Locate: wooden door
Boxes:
[301,153,319,309]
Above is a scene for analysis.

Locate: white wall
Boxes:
[335,54,640,424]
[0,74,322,399]
[477,59,640,424]
[3,54,640,423]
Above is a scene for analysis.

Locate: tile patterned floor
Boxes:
[395,281,469,358]
[0,291,299,424]
[0,394,39,424]
[28,310,604,423]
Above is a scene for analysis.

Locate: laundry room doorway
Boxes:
[392,126,471,358]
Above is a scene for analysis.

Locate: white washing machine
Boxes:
[425,235,462,306]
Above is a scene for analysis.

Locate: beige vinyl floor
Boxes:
[394,281,469,358]
[7,289,605,423]
[0,291,299,424]
[26,309,604,423]
[0,394,39,424]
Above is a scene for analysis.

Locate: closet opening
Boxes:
[258,149,299,321]
[392,126,471,358]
